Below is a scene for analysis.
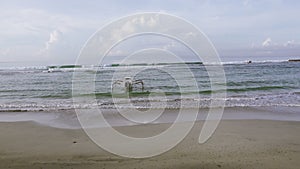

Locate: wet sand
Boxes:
[0,119,300,169]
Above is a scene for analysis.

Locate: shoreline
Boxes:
[0,106,299,129]
[0,119,300,169]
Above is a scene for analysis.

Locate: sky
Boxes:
[0,0,300,66]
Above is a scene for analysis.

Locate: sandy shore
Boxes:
[0,119,299,169]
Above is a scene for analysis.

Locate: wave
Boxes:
[226,85,291,92]
[1,88,299,113]
[218,60,289,65]
[1,85,290,99]
[97,60,297,67]
[1,101,299,113]
[1,59,299,71]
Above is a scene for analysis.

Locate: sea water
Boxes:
[0,61,299,128]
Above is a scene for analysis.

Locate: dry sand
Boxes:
[0,119,299,169]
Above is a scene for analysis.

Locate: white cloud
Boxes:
[262,37,272,47]
[45,30,63,50]
[39,29,77,64]
[147,16,157,27]
[109,15,160,42]
[185,32,197,38]
[246,38,300,57]
[162,41,176,50]
[46,30,63,50]
[284,40,297,47]
[0,8,101,64]
[107,49,125,57]
[1,0,300,65]
[258,38,299,49]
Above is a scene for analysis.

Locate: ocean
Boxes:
[0,61,299,128]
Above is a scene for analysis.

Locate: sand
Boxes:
[0,119,300,169]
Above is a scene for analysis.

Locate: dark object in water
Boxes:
[59,65,82,68]
[111,64,120,67]
[47,65,82,69]
[288,59,300,62]
[247,60,252,64]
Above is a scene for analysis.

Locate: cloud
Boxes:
[37,29,79,64]
[0,7,103,65]
[1,0,300,65]
[107,49,125,56]
[39,29,77,64]
[162,41,176,50]
[110,15,160,42]
[262,37,272,47]
[284,40,298,47]
[147,16,158,27]
[243,38,300,57]
[45,30,63,50]
[258,38,299,49]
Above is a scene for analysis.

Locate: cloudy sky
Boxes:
[0,0,300,66]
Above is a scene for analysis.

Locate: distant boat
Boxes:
[288,59,300,62]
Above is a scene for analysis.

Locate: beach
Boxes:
[1,1,300,168]
[0,62,299,168]
[1,109,300,169]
